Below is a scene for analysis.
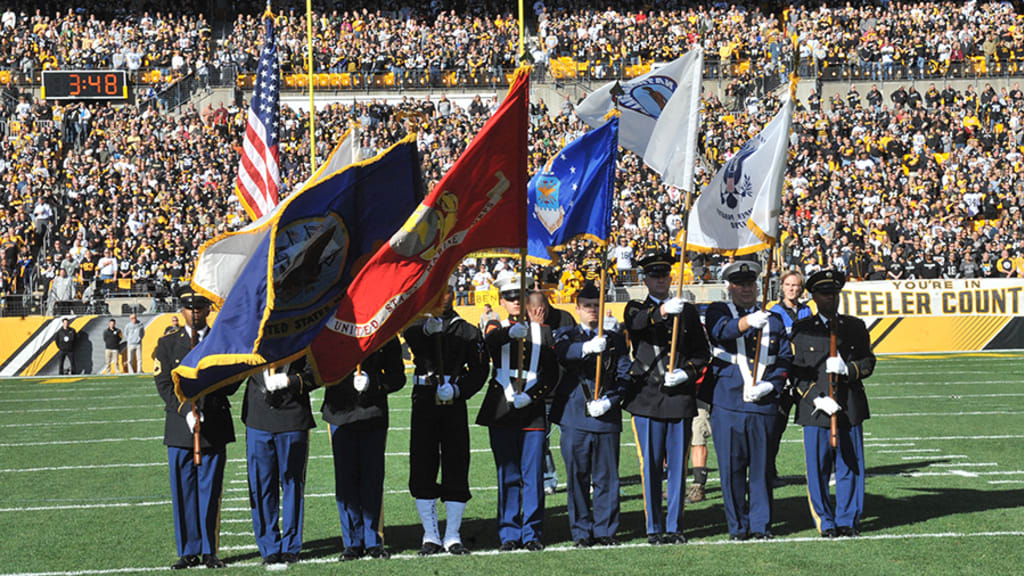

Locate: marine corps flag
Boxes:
[310,68,531,384]
[685,96,794,255]
[172,136,423,401]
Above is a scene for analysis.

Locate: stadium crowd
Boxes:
[2,0,1024,313]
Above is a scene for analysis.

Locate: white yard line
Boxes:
[0,418,163,429]
[876,448,939,454]
[0,437,161,448]
[871,393,1024,400]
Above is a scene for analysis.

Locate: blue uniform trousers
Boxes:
[631,415,689,536]
[246,428,309,558]
[803,424,865,532]
[560,426,620,541]
[330,424,387,549]
[710,408,774,537]
[168,446,226,557]
[489,427,545,544]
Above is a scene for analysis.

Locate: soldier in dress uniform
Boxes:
[241,358,318,564]
[705,260,793,541]
[622,251,710,545]
[476,276,558,552]
[403,286,488,556]
[551,282,631,548]
[791,269,875,538]
[154,285,239,569]
[320,338,405,560]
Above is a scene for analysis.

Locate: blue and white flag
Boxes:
[527,117,618,263]
[173,135,423,401]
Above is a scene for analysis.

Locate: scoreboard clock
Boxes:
[41,70,129,100]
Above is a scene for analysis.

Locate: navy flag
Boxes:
[527,117,618,263]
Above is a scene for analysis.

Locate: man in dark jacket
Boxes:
[54,317,77,375]
[791,269,875,538]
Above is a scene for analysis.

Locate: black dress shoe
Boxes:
[647,534,664,545]
[262,553,282,565]
[523,540,545,551]
[573,538,593,548]
[729,533,749,541]
[663,533,687,544]
[821,528,837,538]
[339,546,365,561]
[446,542,471,555]
[596,536,620,546]
[837,526,859,538]
[749,532,774,540]
[499,540,521,552]
[366,547,390,559]
[280,553,300,564]
[419,541,445,556]
[171,555,200,570]
[202,554,225,569]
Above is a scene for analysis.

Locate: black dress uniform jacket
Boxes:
[320,338,406,429]
[154,327,239,449]
[622,297,710,420]
[477,319,558,429]
[403,310,489,406]
[241,357,317,434]
[791,314,875,428]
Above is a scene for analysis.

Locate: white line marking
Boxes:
[874,411,1024,417]
[0,437,162,448]
[950,470,980,478]
[867,380,1022,387]
[0,418,163,429]
[863,443,916,448]
[988,480,1024,484]
[1,531,1022,575]
[0,394,152,404]
[877,449,939,454]
[871,393,1024,400]
[929,462,997,468]
[880,470,1024,478]
[0,500,167,513]
[899,455,968,460]
[0,462,164,473]
[0,406,152,415]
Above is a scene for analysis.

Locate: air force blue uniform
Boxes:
[551,325,631,543]
[705,302,792,538]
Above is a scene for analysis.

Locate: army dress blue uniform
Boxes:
[705,302,792,539]
[240,358,318,562]
[320,338,405,557]
[622,296,710,542]
[791,313,875,536]
[476,318,558,549]
[551,324,631,544]
[154,325,239,565]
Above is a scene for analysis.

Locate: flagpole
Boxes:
[305,0,316,172]
[518,0,525,61]
[667,189,694,373]
[593,264,607,400]
[516,245,527,394]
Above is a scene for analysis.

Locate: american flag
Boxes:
[235,13,281,220]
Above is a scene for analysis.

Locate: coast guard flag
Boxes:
[643,48,703,191]
[686,96,794,255]
[310,67,531,384]
[528,117,618,264]
[576,48,702,161]
[235,12,281,221]
[173,136,423,401]
[192,127,361,306]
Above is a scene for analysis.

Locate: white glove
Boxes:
[826,356,849,376]
[587,396,613,418]
[264,370,290,392]
[663,368,689,387]
[513,392,533,409]
[353,371,369,392]
[746,310,771,329]
[581,335,607,356]
[662,297,685,315]
[185,410,204,433]
[509,322,529,339]
[504,385,516,403]
[436,381,455,402]
[813,396,842,416]
[423,316,444,335]
[743,381,775,402]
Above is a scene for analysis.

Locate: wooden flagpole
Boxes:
[667,188,695,372]
[593,265,607,400]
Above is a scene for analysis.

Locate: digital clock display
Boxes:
[41,70,129,100]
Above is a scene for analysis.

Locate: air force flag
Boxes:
[527,117,618,263]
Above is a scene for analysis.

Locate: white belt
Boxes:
[713,346,775,366]
[414,374,452,386]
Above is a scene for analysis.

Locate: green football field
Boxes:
[2,353,1022,575]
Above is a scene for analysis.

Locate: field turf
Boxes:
[2,353,1022,575]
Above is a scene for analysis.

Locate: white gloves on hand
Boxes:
[264,371,290,392]
[353,371,369,392]
[423,316,444,335]
[509,322,529,339]
[581,335,607,356]
[504,385,516,404]
[662,297,685,316]
[826,356,849,376]
[813,396,842,415]
[513,392,533,409]
[663,368,689,387]
[746,310,771,329]
[743,381,775,402]
[436,381,455,402]
[185,410,204,433]
[587,396,613,418]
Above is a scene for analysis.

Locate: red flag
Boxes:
[309,68,530,383]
